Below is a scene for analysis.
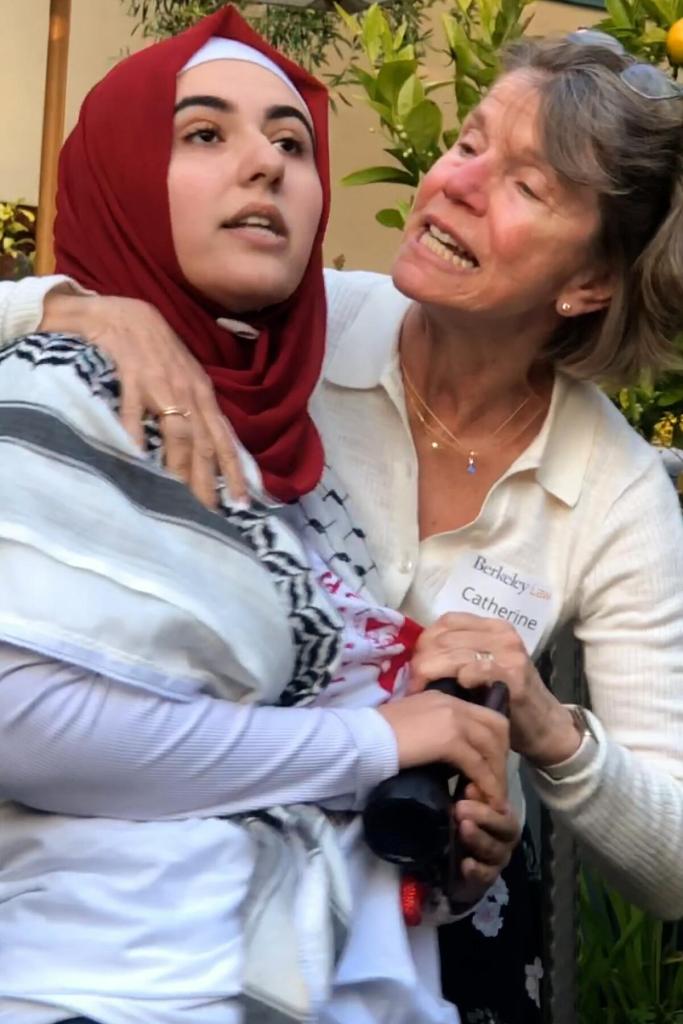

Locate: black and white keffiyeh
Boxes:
[0,332,341,701]
[0,332,362,1022]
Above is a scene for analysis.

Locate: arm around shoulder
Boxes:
[0,275,90,343]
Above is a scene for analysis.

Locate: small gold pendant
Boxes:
[431,441,439,450]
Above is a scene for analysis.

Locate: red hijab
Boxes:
[54,6,330,502]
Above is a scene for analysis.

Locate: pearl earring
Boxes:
[560,301,572,313]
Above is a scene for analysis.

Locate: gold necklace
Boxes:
[401,361,534,475]
[405,386,545,471]
[405,391,477,468]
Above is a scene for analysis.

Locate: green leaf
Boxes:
[361,3,387,63]
[455,78,482,116]
[657,387,683,405]
[376,207,406,229]
[341,165,417,187]
[366,98,394,123]
[397,73,425,118]
[424,78,455,96]
[395,44,416,62]
[442,127,460,149]
[397,199,414,221]
[379,12,396,57]
[519,14,535,36]
[376,59,417,106]
[442,14,474,75]
[403,99,442,153]
[578,867,683,1018]
[478,0,495,42]
[604,0,635,29]
[385,145,420,174]
[472,62,498,87]
[333,3,359,38]
[393,22,407,51]
[348,66,379,102]
[639,0,675,24]
[641,25,668,42]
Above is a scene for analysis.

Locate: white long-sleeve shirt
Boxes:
[0,644,395,819]
[0,646,401,1024]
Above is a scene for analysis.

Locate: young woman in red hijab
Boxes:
[0,8,517,1024]
[56,8,329,503]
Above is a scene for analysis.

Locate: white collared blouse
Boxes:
[314,268,683,920]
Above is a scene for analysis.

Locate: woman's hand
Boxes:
[378,688,510,807]
[41,292,247,506]
[450,783,521,901]
[409,612,582,768]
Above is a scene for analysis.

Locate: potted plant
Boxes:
[579,869,683,1023]
[0,201,36,281]
[615,370,683,502]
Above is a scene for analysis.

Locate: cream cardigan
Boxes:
[2,272,682,919]
[314,269,683,920]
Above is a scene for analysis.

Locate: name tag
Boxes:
[432,551,554,655]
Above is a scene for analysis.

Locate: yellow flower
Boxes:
[652,414,676,447]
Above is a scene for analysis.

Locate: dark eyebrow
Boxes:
[264,104,315,146]
[173,96,315,147]
[174,95,235,115]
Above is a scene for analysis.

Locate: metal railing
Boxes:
[537,629,586,1024]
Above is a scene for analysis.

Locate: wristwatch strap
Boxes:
[537,704,599,781]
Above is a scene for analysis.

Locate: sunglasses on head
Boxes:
[566,29,683,100]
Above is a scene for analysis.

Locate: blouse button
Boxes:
[399,557,414,574]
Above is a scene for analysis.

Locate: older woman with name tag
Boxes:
[2,29,682,1024]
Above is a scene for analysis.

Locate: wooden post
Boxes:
[35,0,72,275]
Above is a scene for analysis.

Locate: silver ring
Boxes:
[474,650,494,663]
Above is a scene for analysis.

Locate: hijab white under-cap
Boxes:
[180,37,306,110]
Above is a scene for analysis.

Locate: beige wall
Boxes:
[0,1,149,206]
[0,0,600,273]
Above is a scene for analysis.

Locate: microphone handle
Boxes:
[426,677,510,717]
[425,678,510,906]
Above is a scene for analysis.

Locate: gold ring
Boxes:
[474,650,494,663]
[159,406,191,419]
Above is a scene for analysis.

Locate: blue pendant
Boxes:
[467,452,477,474]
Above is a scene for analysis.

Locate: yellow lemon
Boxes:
[666,18,683,65]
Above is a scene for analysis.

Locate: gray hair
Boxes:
[502,37,683,385]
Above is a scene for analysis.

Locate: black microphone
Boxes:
[362,678,510,881]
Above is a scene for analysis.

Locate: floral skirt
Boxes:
[438,828,544,1024]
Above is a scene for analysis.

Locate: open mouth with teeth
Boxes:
[222,214,285,238]
[419,224,479,270]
